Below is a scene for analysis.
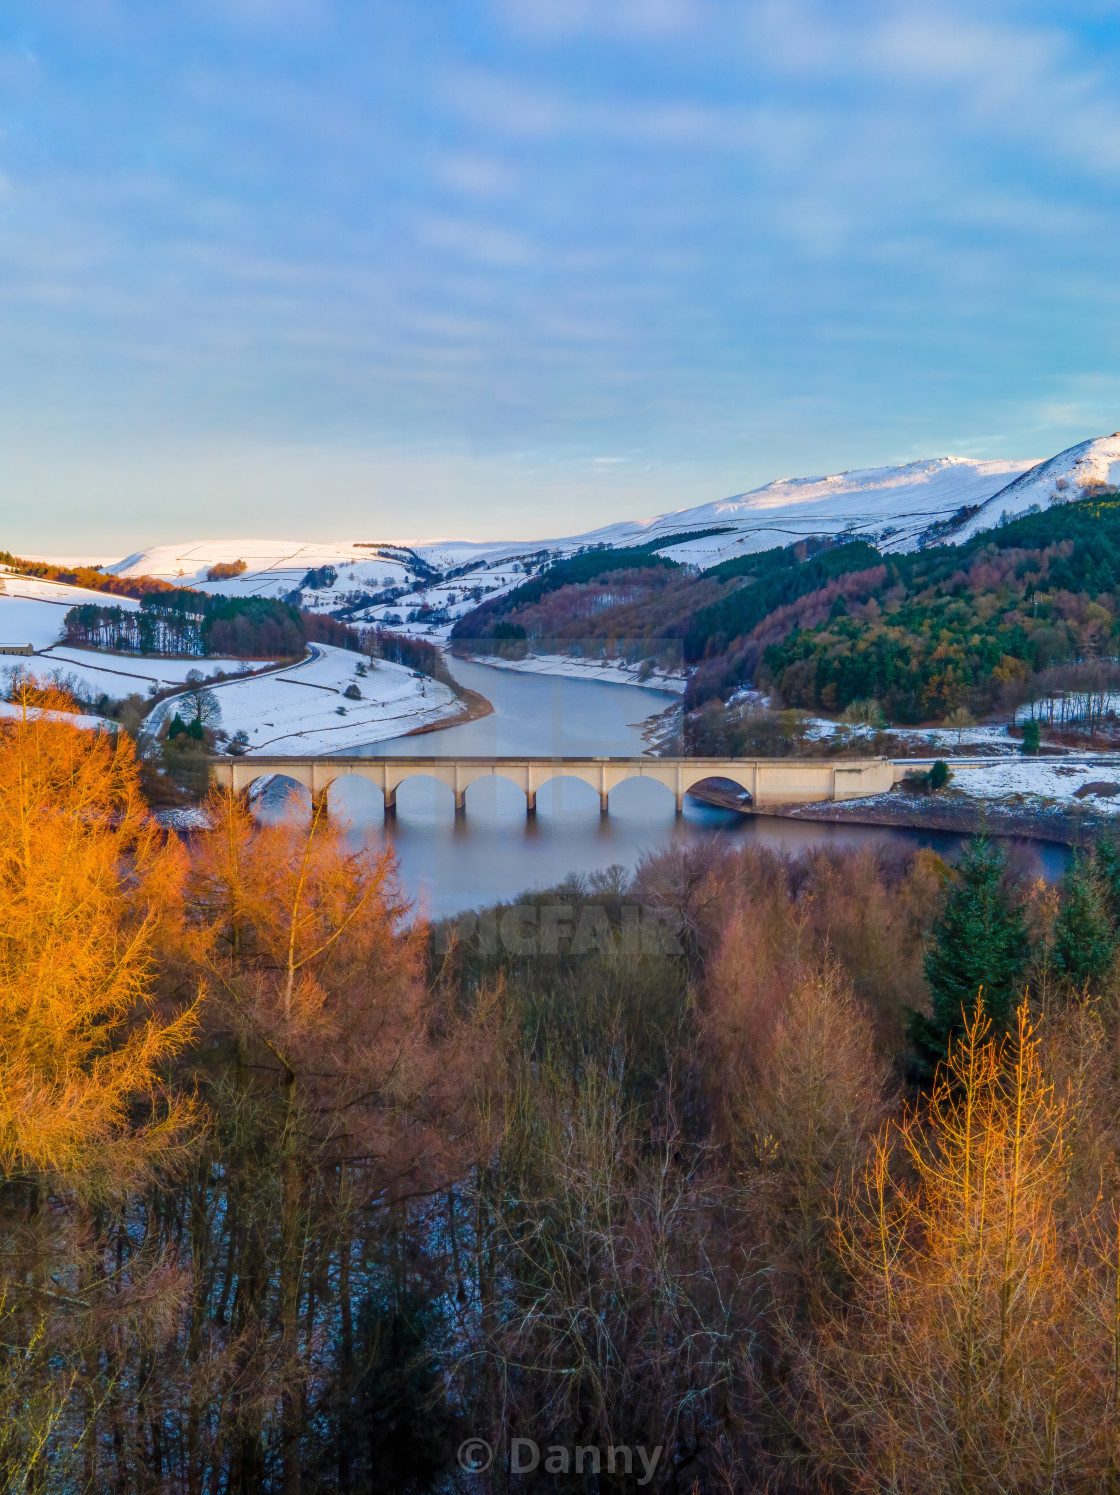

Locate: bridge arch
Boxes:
[530,771,612,815]
[684,773,755,809]
[211,754,896,819]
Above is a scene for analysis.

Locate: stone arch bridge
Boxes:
[211,754,897,816]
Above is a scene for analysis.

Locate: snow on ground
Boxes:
[0,578,139,653]
[955,433,1120,544]
[84,449,1044,607]
[0,699,114,731]
[106,538,414,589]
[104,540,425,617]
[465,651,687,693]
[0,577,282,700]
[941,758,1120,811]
[0,574,138,606]
[28,647,274,699]
[145,644,461,754]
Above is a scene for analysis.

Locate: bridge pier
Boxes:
[384,787,397,818]
[599,791,609,816]
[675,790,684,815]
[454,790,467,817]
[310,788,330,826]
[526,790,537,817]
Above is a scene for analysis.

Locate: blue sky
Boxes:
[2,0,1120,551]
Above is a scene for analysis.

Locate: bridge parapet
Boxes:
[209,754,896,817]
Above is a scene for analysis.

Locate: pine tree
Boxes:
[1092,833,1120,925]
[909,834,1027,1080]
[1053,851,1116,989]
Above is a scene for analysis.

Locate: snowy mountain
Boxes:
[81,436,1120,618]
[98,453,1040,590]
[953,433,1120,543]
[565,454,1038,564]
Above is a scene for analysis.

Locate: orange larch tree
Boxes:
[0,684,198,1187]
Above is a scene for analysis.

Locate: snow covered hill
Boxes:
[145,644,459,754]
[0,573,141,652]
[105,538,421,603]
[74,435,1120,629]
[953,433,1120,543]
[96,454,1041,608]
[573,455,1037,564]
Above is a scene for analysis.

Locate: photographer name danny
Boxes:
[458,1437,662,1483]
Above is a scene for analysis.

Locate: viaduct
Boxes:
[210,753,899,816]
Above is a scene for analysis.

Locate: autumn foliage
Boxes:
[187,786,493,1190]
[0,684,196,1184]
[8,708,1120,1490]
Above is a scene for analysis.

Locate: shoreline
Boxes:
[688,783,1107,846]
[450,649,686,694]
[402,685,493,736]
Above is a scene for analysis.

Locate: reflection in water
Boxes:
[252,655,1071,919]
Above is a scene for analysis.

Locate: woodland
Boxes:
[7,686,1120,1491]
[63,594,357,662]
[451,498,1120,727]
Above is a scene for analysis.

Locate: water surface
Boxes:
[257,656,1069,917]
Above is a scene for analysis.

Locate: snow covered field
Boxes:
[106,539,414,590]
[0,699,114,731]
[29,647,275,698]
[0,576,140,652]
[0,572,464,750]
[0,584,279,698]
[145,644,460,754]
[946,758,1120,809]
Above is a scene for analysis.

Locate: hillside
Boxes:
[449,493,1120,724]
[954,432,1120,542]
[565,454,1037,562]
[95,453,1036,593]
[69,453,1038,642]
[19,433,1120,732]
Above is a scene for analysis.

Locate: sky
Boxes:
[2,0,1120,553]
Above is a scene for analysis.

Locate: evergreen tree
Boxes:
[909,835,1027,1080]
[1093,834,1120,925]
[1053,851,1116,989]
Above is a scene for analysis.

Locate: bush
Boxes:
[1021,717,1040,754]
[928,758,951,791]
[902,758,952,794]
[205,559,247,581]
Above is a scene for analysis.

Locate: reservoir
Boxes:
[268,654,1068,918]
